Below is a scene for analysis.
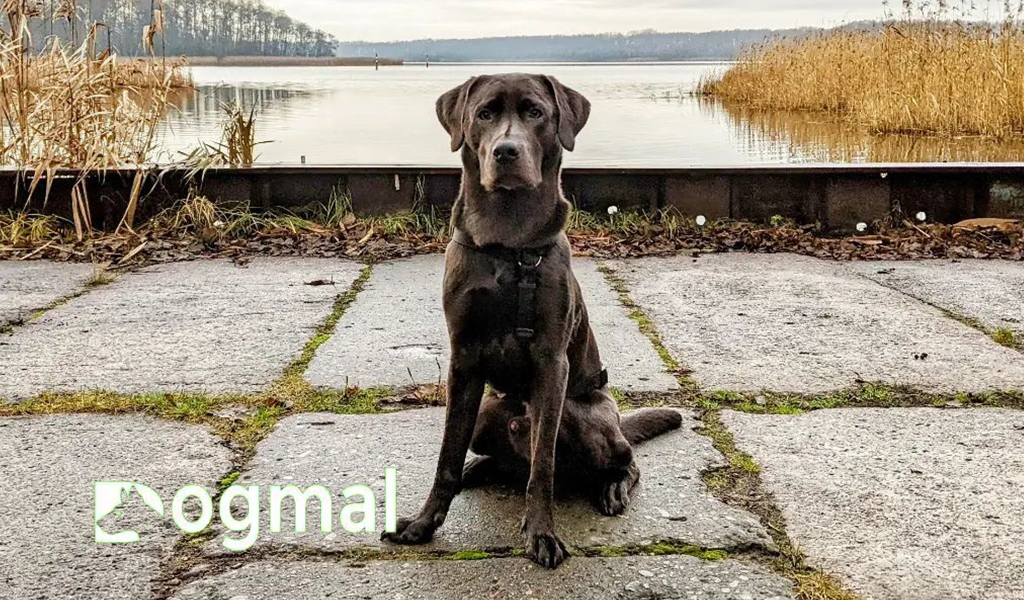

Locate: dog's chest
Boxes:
[453,261,524,338]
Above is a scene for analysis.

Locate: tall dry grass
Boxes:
[1,1,192,238]
[699,1,1024,138]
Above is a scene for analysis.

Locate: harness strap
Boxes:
[451,228,609,394]
[452,228,556,340]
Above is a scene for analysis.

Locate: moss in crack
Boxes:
[580,542,730,561]
[0,390,237,422]
[451,550,493,561]
[697,409,862,600]
[597,264,698,390]
[285,265,373,379]
[865,278,1024,355]
[617,383,1024,415]
[216,470,239,491]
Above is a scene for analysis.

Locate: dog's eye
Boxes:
[528,108,543,119]
[477,109,493,121]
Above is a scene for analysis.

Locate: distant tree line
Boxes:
[335,29,820,62]
[17,0,338,57]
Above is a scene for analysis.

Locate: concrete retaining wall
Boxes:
[2,164,1022,233]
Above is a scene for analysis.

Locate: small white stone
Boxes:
[639,569,655,577]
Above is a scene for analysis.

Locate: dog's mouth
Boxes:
[482,167,542,192]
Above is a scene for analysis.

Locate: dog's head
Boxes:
[437,74,590,192]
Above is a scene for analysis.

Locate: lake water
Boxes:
[157,63,1024,166]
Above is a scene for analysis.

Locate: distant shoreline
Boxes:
[186,56,404,67]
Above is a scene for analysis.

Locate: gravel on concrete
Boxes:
[204,408,771,556]
[0,258,363,400]
[306,255,678,392]
[724,408,1024,600]
[0,261,95,327]
[174,555,794,600]
[612,254,1024,393]
[851,259,1024,337]
[0,414,232,600]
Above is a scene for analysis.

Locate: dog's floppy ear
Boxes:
[436,77,479,152]
[544,76,591,152]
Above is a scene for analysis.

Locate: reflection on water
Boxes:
[152,64,1024,165]
[708,99,1024,163]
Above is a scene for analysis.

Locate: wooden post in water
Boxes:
[375,52,379,71]
[426,54,430,68]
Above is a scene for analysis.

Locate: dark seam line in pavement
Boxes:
[849,270,1024,354]
[151,540,755,595]
[594,261,863,600]
[0,265,118,335]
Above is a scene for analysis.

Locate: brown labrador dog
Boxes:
[381,74,681,568]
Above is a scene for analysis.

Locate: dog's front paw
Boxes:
[598,479,632,516]
[523,524,570,569]
[380,516,436,545]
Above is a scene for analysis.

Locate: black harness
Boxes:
[452,228,610,395]
[452,228,554,340]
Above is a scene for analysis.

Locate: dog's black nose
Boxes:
[494,142,521,164]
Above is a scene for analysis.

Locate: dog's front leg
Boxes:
[522,355,570,568]
[382,362,485,545]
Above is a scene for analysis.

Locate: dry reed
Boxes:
[1,2,191,238]
[700,1,1024,138]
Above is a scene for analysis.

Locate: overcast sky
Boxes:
[262,0,899,42]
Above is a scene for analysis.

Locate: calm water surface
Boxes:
[156,63,1024,166]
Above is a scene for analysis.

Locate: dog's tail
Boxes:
[620,409,684,446]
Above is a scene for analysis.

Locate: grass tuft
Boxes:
[992,328,1018,349]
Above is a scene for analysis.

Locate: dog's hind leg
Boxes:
[597,409,682,515]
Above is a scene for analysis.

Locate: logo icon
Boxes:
[94,482,165,543]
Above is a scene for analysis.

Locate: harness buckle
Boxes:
[515,327,536,339]
[518,254,544,268]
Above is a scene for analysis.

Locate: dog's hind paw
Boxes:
[598,479,632,516]
[525,530,570,569]
[380,516,436,545]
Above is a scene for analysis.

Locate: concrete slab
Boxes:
[724,408,1024,600]
[173,556,794,600]
[205,408,770,556]
[612,254,1024,393]
[306,255,676,392]
[851,259,1024,337]
[307,255,447,389]
[0,258,363,400]
[0,414,232,600]
[0,261,94,327]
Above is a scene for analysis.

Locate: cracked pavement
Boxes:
[2,254,1023,600]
